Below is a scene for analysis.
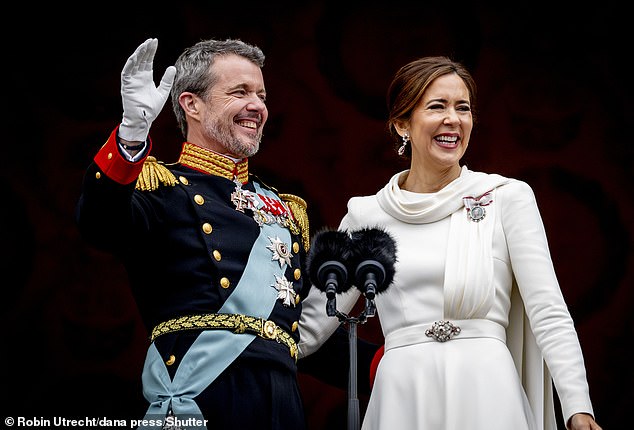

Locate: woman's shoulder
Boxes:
[497,176,534,196]
[347,194,379,208]
[346,194,381,219]
[493,176,539,209]
[339,194,383,230]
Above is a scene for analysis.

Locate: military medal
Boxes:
[267,236,293,268]
[272,275,297,307]
[463,190,493,222]
[231,178,252,212]
[231,178,299,232]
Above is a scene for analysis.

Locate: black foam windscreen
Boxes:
[306,228,354,298]
[349,227,397,299]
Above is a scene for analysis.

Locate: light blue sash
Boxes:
[139,183,291,429]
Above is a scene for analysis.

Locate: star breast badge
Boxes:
[267,236,293,268]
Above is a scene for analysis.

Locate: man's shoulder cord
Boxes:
[135,156,179,191]
[279,193,310,251]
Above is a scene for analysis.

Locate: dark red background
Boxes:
[2,2,631,429]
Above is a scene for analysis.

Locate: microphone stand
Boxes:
[332,298,375,430]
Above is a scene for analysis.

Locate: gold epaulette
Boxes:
[135,156,179,191]
[280,193,310,251]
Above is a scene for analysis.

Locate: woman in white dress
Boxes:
[298,56,602,430]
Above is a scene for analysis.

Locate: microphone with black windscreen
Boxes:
[349,227,397,304]
[305,228,354,316]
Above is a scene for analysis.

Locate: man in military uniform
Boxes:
[76,38,313,430]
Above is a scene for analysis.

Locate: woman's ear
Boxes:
[394,120,409,137]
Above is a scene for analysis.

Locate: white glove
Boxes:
[119,38,176,142]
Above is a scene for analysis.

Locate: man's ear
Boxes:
[179,92,200,117]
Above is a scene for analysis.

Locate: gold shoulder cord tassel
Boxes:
[280,193,310,251]
[136,156,179,191]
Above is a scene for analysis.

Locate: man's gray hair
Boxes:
[170,39,265,139]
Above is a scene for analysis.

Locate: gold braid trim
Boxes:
[150,313,298,361]
[135,156,179,191]
[280,193,310,251]
[178,143,249,183]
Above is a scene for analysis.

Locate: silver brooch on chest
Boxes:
[463,190,493,222]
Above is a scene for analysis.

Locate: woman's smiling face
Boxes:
[399,72,473,171]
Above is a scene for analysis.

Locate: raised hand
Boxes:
[119,38,176,142]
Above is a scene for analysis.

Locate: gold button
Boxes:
[295,294,301,305]
[165,354,176,366]
[107,152,113,160]
[292,242,300,253]
[292,321,298,332]
[95,172,101,179]
[179,176,189,185]
[294,268,301,280]
[202,223,212,234]
[194,194,204,205]
[220,277,230,289]
[213,250,222,261]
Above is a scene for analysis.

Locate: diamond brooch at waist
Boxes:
[425,320,461,342]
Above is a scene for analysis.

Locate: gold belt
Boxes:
[150,313,298,361]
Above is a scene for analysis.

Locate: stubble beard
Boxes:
[204,117,261,158]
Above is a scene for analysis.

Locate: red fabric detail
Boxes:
[369,344,384,389]
[258,194,289,216]
[93,125,153,185]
